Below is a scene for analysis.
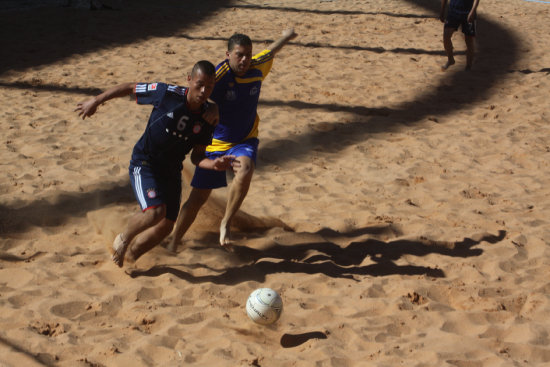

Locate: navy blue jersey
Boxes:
[131,82,214,174]
[449,0,475,15]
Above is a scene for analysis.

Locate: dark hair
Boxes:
[191,60,215,77]
[228,33,252,51]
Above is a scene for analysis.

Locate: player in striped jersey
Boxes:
[75,61,235,267]
[169,29,297,252]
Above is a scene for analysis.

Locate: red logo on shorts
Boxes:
[193,124,201,134]
[147,189,157,199]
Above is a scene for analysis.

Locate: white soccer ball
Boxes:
[246,288,283,325]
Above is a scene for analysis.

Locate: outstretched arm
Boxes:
[75,82,136,119]
[468,0,480,23]
[267,28,298,56]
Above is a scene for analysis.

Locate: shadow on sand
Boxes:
[0,0,230,74]
[1,1,515,281]
[127,228,506,284]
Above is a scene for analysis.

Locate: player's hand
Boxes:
[213,155,237,171]
[75,98,99,119]
[203,103,219,126]
[230,156,242,169]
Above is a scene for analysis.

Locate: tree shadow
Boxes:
[0,0,231,74]
[0,1,519,241]
[509,67,550,75]
[224,3,433,18]
[0,180,133,234]
[0,81,103,95]
[127,228,506,284]
[168,1,519,170]
[179,33,459,56]
[254,0,519,167]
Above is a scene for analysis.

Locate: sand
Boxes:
[1,0,550,366]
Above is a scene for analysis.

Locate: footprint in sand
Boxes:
[50,301,89,320]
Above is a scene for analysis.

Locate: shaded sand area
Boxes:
[1,0,550,365]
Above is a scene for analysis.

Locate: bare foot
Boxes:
[112,233,129,267]
[219,223,234,252]
[125,244,137,265]
[441,58,455,71]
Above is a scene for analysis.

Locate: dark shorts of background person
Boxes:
[191,138,259,190]
[129,161,181,221]
[445,10,476,37]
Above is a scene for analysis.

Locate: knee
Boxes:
[146,205,167,223]
[234,158,255,181]
[157,219,174,237]
[187,189,211,209]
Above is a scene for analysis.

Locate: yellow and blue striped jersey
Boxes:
[207,49,274,152]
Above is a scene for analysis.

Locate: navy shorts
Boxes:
[445,11,476,37]
[191,138,259,189]
[129,162,181,221]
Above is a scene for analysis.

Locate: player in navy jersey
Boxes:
[168,29,297,252]
[75,61,236,267]
[440,0,480,70]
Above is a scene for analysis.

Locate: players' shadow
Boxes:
[234,229,506,266]
[127,249,444,283]
[127,228,506,284]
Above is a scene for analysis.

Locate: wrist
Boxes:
[94,94,104,106]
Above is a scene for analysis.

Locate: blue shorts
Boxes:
[129,162,181,221]
[191,138,259,189]
[445,10,476,37]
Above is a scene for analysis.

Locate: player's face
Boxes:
[227,44,253,76]
[187,70,215,107]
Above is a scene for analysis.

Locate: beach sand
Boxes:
[1,0,550,365]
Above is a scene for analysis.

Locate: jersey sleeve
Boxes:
[209,61,230,104]
[251,49,274,80]
[134,82,168,106]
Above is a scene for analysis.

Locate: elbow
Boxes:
[191,156,201,166]
[190,152,205,166]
